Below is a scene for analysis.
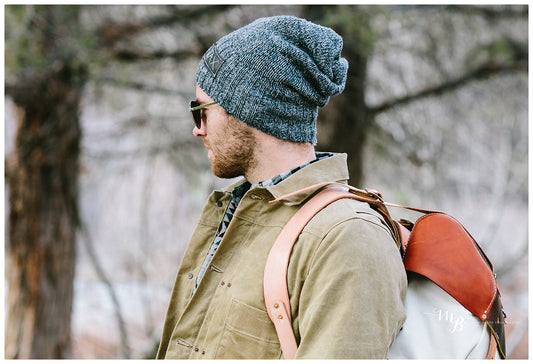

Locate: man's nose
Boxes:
[193,122,206,137]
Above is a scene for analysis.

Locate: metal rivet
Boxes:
[227,283,232,287]
[220,281,225,286]
[187,273,193,279]
[201,351,205,355]
[274,303,279,309]
[194,347,199,352]
[278,315,283,320]
[216,201,223,207]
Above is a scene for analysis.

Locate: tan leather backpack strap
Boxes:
[264,188,357,359]
[395,220,411,255]
[271,181,443,215]
[271,182,404,248]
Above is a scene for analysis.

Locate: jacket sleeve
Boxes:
[292,211,407,359]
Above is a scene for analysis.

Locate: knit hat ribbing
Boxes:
[195,16,348,144]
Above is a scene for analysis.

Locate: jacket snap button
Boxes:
[187,273,193,279]
[216,201,223,207]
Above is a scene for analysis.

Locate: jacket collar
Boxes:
[219,153,349,205]
[266,153,349,205]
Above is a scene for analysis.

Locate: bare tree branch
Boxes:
[368,60,527,115]
[139,153,156,339]
[83,139,199,160]
[78,221,131,359]
[444,4,528,19]
[111,48,199,63]
[93,75,191,96]
[94,5,236,48]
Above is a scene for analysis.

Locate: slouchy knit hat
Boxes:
[195,15,348,144]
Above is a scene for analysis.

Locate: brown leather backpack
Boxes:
[263,182,506,359]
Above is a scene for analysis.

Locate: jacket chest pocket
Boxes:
[215,299,282,359]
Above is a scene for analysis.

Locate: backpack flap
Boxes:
[403,212,506,357]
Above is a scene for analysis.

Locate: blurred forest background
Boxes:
[4,4,528,359]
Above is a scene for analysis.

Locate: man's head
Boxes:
[195,15,348,145]
[193,85,258,179]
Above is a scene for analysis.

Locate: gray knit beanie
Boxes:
[195,15,348,144]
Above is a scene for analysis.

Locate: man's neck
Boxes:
[245,132,316,184]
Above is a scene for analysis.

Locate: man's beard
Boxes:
[209,115,258,180]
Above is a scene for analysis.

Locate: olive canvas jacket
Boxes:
[156,153,407,359]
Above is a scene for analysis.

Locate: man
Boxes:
[157,15,406,359]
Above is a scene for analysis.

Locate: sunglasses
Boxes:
[189,100,217,128]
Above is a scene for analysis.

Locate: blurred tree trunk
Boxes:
[303,5,375,186]
[5,6,87,359]
[318,49,370,186]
